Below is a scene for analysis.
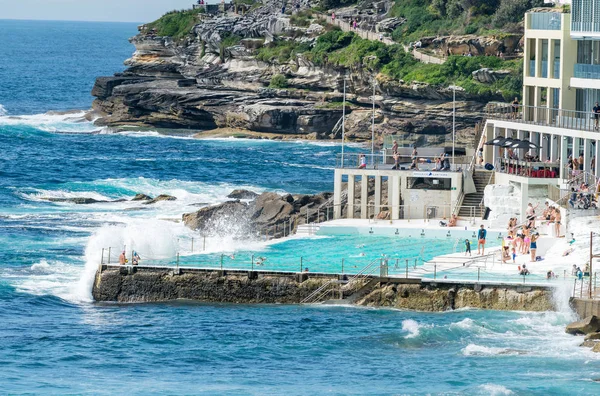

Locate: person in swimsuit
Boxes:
[522,226,531,255]
[554,207,562,237]
[530,233,538,262]
[465,239,471,256]
[525,202,538,227]
[477,224,487,255]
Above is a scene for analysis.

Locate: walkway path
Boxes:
[312,13,445,65]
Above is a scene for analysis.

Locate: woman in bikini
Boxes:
[530,233,539,262]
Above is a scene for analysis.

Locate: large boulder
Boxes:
[144,194,177,205]
[132,193,152,201]
[227,189,259,200]
[566,316,600,335]
[472,68,511,84]
[182,200,248,231]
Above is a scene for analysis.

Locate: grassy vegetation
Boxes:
[269,74,289,88]
[257,30,521,99]
[256,40,312,63]
[289,10,314,27]
[389,0,548,43]
[146,8,203,40]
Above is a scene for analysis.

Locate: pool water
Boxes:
[143,234,501,275]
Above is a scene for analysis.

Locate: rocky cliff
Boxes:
[90,0,518,146]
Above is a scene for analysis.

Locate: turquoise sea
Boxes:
[1,19,599,394]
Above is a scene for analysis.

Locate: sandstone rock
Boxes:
[472,68,511,84]
[182,200,248,231]
[227,189,259,199]
[566,316,600,335]
[143,194,177,205]
[585,332,600,341]
[131,193,153,201]
[376,17,404,33]
[593,342,600,353]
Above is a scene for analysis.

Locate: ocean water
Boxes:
[1,20,600,394]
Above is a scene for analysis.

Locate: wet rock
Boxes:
[227,189,259,200]
[182,200,249,231]
[566,316,600,335]
[585,332,600,341]
[143,194,177,205]
[131,193,153,201]
[44,197,106,204]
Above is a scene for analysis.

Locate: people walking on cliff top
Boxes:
[119,251,127,265]
[477,224,486,255]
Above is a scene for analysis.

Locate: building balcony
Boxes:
[530,12,562,30]
[335,153,467,172]
[574,63,600,79]
[496,158,559,179]
[486,102,599,133]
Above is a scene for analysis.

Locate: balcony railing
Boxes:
[486,102,600,133]
[497,158,559,179]
[335,153,466,172]
[530,12,562,30]
[574,63,600,79]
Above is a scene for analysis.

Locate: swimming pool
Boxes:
[142,229,501,276]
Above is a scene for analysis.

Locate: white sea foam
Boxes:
[462,344,517,356]
[478,384,514,395]
[451,317,477,330]
[0,104,7,116]
[30,259,51,271]
[0,110,103,133]
[402,319,421,338]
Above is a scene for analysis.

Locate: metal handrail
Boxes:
[301,279,339,304]
[486,102,600,133]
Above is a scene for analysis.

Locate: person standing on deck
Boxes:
[594,102,600,130]
[511,97,519,119]
[464,239,471,257]
[119,251,126,265]
[477,225,487,255]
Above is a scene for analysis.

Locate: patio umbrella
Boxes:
[501,138,520,147]
[484,136,507,146]
[510,140,540,150]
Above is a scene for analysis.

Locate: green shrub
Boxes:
[492,0,547,28]
[146,8,202,40]
[269,74,289,88]
[290,10,313,27]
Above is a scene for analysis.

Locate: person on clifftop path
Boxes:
[477,224,487,255]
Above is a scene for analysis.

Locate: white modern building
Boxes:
[483,1,600,222]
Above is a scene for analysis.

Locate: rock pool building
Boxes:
[482,2,600,222]
[334,2,600,225]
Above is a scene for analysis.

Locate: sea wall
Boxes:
[93,266,556,311]
[92,266,336,303]
[358,281,555,312]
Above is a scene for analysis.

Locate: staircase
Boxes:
[295,224,320,236]
[458,170,495,219]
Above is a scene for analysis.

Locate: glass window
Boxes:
[407,177,451,191]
